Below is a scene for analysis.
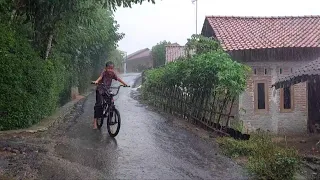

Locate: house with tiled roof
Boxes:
[126,48,152,72]
[201,16,320,134]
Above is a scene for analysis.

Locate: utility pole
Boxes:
[196,0,198,34]
[123,52,127,74]
[192,0,198,34]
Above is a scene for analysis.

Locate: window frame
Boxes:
[254,80,269,112]
[280,86,294,113]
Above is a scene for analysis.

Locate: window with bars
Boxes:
[254,81,268,111]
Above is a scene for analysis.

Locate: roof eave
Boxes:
[272,74,320,89]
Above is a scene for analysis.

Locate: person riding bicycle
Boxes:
[92,61,128,129]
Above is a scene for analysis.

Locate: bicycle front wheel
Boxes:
[107,108,121,137]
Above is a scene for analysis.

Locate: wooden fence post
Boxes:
[225,97,235,128]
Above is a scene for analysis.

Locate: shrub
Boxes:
[142,50,250,99]
[230,120,244,132]
[248,148,299,180]
[217,133,300,180]
[0,24,65,130]
[216,137,256,158]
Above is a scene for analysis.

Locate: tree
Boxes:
[106,49,125,72]
[185,34,222,57]
[151,41,171,68]
[0,0,159,130]
[53,6,125,92]
[9,0,156,60]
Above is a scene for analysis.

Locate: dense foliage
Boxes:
[107,49,126,73]
[143,35,250,100]
[185,34,222,56]
[217,133,300,180]
[142,35,250,130]
[151,41,171,68]
[0,0,156,130]
[3,0,155,59]
[144,51,248,95]
[0,24,64,129]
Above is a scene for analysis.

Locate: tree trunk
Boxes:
[9,9,16,23]
[45,33,54,60]
[44,5,55,60]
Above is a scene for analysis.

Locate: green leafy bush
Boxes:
[143,50,250,97]
[217,133,300,180]
[151,41,171,68]
[0,0,125,131]
[0,24,64,130]
[230,120,244,132]
[216,137,256,158]
[248,149,299,180]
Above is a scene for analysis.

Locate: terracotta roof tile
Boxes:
[204,16,320,51]
[273,58,320,89]
[127,48,151,61]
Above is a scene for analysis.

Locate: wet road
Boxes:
[0,73,249,179]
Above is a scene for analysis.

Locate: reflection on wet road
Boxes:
[47,73,248,179]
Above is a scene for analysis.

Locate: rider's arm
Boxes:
[117,77,128,86]
[94,73,103,84]
[113,71,128,86]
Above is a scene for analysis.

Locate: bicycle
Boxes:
[91,82,130,137]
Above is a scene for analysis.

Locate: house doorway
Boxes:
[308,81,320,133]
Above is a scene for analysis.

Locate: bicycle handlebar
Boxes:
[90,81,130,96]
[91,81,130,87]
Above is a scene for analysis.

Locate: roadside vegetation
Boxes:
[141,35,300,179]
[0,0,156,130]
[217,132,300,180]
[151,41,171,68]
[142,35,250,103]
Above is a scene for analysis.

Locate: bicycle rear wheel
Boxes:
[107,108,121,137]
[96,105,106,129]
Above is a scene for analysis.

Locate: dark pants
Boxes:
[94,89,112,118]
[94,90,104,118]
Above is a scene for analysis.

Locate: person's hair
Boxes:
[105,61,114,67]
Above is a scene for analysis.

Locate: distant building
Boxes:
[165,43,196,64]
[126,48,152,72]
[165,43,186,64]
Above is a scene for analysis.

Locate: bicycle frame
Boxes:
[91,81,130,136]
[91,81,129,116]
[97,84,126,117]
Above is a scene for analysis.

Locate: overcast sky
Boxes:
[114,0,319,55]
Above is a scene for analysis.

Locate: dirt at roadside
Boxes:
[274,134,320,156]
[0,98,86,180]
[273,134,320,180]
